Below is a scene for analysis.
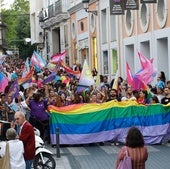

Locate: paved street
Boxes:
[47,142,170,169]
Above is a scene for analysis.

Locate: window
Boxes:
[125,10,133,36]
[112,49,118,74]
[156,0,167,28]
[90,14,95,33]
[80,22,84,31]
[72,21,76,39]
[140,3,149,32]
[103,51,108,75]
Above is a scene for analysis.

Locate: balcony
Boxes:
[39,0,70,29]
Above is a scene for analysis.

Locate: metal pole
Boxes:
[56,128,60,158]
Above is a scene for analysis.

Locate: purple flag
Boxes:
[8,79,19,99]
[42,72,56,84]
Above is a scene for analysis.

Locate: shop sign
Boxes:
[124,0,139,10]
[110,0,125,15]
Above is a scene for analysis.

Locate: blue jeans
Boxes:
[25,160,33,169]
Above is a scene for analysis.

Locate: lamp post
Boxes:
[24,38,31,43]
[82,0,98,15]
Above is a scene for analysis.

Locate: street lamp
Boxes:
[82,0,97,15]
[25,38,31,43]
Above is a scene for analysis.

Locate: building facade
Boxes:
[30,0,70,62]
[118,0,170,83]
[30,0,170,83]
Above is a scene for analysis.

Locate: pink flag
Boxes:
[138,51,151,69]
[137,51,156,85]
[133,75,146,91]
[138,51,152,69]
[50,51,66,64]
[126,62,133,87]
[136,68,153,85]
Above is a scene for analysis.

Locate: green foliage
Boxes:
[2,0,36,59]
[2,9,17,45]
[12,0,29,13]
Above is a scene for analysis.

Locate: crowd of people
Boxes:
[0,56,170,137]
[0,54,170,168]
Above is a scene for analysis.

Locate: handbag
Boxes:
[117,147,132,169]
[0,142,11,169]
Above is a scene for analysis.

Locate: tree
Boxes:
[2,0,36,59]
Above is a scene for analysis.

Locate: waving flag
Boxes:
[78,60,94,86]
[138,51,150,69]
[22,57,30,78]
[54,75,61,84]
[126,62,133,87]
[50,51,66,64]
[0,72,8,92]
[25,57,30,72]
[22,82,33,89]
[132,74,146,90]
[137,51,154,69]
[7,79,19,99]
[76,85,90,94]
[48,101,170,145]
[136,51,156,85]
[112,70,119,90]
[47,63,56,72]
[60,75,70,86]
[60,60,81,77]
[42,72,56,84]
[126,51,157,90]
[18,67,34,85]
[31,51,46,69]
[0,55,7,64]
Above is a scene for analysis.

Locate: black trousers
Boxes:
[29,116,50,142]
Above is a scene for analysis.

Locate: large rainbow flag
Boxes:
[48,101,170,145]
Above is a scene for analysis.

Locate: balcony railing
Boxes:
[39,0,71,22]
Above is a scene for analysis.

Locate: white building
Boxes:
[30,0,170,83]
[30,0,71,62]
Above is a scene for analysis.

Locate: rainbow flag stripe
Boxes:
[48,101,170,145]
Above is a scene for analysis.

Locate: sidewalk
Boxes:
[47,142,170,169]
